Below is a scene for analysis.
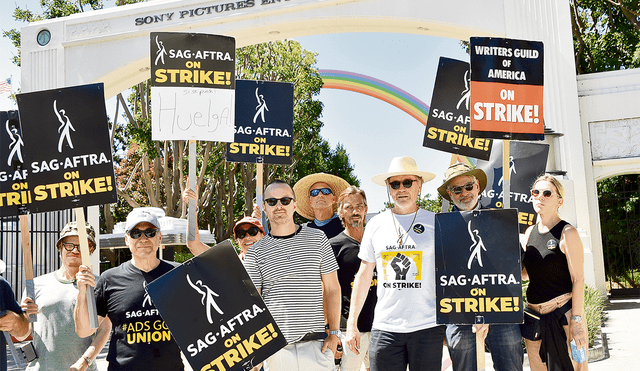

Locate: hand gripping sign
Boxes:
[435,209,523,326]
[146,240,287,371]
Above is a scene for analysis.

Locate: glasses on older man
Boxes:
[129,229,158,239]
[62,242,95,254]
[310,188,332,197]
[449,182,475,195]
[388,179,418,190]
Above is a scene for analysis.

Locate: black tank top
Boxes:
[523,220,573,304]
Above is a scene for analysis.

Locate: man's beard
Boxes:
[347,215,364,228]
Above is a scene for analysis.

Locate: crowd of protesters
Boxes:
[1,156,588,371]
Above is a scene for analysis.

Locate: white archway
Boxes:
[21,0,607,291]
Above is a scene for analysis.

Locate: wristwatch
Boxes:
[328,330,342,337]
[570,315,582,323]
[83,356,93,366]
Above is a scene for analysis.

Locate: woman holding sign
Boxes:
[522,175,588,371]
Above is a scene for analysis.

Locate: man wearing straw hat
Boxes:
[345,156,444,371]
[437,162,523,371]
[293,173,350,240]
[1,259,29,371]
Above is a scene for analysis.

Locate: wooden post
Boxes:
[19,215,36,323]
[256,162,269,235]
[502,140,511,209]
[188,140,197,241]
[75,208,99,329]
[476,331,486,371]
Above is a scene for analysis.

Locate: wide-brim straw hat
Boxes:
[293,173,350,220]
[437,162,487,201]
[371,156,436,186]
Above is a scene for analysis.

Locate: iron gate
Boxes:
[0,210,73,296]
[598,174,640,295]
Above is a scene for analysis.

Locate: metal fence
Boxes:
[599,174,640,294]
[0,210,74,296]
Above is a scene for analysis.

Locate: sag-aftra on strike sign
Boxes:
[470,37,544,141]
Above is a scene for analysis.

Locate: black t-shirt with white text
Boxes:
[95,260,183,371]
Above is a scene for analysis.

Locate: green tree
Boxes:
[571,0,640,74]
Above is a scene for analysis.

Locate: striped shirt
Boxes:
[244,225,339,343]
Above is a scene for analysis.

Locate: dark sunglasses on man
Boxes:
[449,182,475,195]
[388,179,418,190]
[265,197,293,207]
[310,187,333,197]
[235,226,261,239]
[128,229,159,239]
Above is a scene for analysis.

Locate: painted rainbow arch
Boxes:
[318,69,430,126]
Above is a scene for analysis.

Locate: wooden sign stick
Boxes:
[188,140,197,241]
[19,215,37,322]
[256,163,269,235]
[476,331,486,371]
[502,140,511,209]
[75,208,99,329]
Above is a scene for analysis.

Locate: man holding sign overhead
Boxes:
[437,163,523,371]
[75,209,184,371]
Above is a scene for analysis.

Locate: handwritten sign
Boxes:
[150,32,236,141]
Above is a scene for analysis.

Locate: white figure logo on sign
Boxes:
[53,100,75,152]
[154,35,167,66]
[498,156,517,187]
[187,274,224,324]
[456,69,471,110]
[6,120,24,166]
[467,220,487,269]
[142,281,153,307]
[253,87,269,124]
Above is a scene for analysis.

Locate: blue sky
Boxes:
[1,1,471,212]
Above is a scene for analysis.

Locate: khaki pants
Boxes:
[263,340,335,371]
[524,293,588,371]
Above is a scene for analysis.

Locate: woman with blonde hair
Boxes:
[522,174,588,371]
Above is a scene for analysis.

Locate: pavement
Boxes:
[6,297,639,371]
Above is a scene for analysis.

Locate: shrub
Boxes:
[584,284,605,348]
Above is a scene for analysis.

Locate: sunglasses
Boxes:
[530,189,555,198]
[129,229,159,239]
[265,197,294,207]
[388,179,418,190]
[310,188,332,197]
[449,182,475,195]
[235,226,261,239]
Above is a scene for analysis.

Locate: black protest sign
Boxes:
[15,83,116,213]
[435,209,522,325]
[150,32,236,141]
[226,80,294,165]
[470,37,544,140]
[146,240,286,371]
[0,111,29,216]
[477,140,549,233]
[423,57,493,160]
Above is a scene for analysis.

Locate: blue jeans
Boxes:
[445,324,523,371]
[369,326,445,371]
